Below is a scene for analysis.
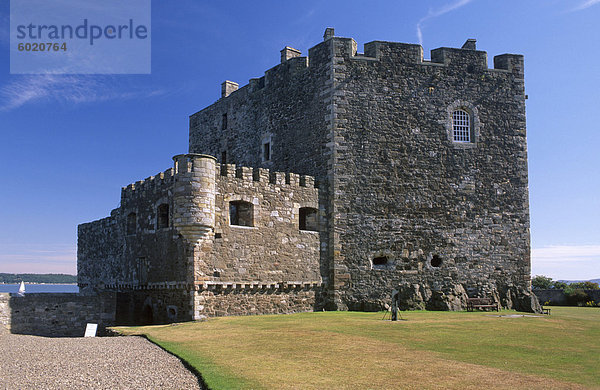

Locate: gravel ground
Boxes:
[0,326,202,389]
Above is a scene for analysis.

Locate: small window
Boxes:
[452,110,471,142]
[222,113,228,130]
[299,207,318,231]
[126,212,137,235]
[372,256,390,270]
[431,255,442,267]
[229,200,253,227]
[221,151,227,164]
[263,142,271,162]
[157,204,169,229]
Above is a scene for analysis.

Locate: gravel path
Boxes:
[0,326,202,389]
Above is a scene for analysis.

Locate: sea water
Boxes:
[0,284,79,293]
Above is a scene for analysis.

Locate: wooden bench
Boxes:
[466,298,500,312]
[540,306,551,315]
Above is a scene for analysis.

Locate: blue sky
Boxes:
[0,0,598,280]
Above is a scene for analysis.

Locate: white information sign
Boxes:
[84,323,98,337]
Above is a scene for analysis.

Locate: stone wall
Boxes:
[327,38,534,311]
[78,167,189,291]
[115,289,192,325]
[0,293,116,337]
[534,289,600,306]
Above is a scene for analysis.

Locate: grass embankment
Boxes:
[117,307,600,389]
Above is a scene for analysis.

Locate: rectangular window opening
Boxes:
[222,113,228,130]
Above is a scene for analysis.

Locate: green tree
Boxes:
[552,281,568,290]
[531,275,553,290]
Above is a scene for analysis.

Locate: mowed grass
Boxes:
[116,307,600,389]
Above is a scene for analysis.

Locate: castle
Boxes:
[78,28,540,325]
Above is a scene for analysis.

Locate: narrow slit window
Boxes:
[222,113,228,130]
[299,207,318,231]
[229,200,253,227]
[157,204,169,229]
[452,110,471,142]
[263,142,271,162]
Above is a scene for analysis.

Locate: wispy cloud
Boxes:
[0,75,165,111]
[416,0,475,45]
[531,245,600,280]
[571,0,600,11]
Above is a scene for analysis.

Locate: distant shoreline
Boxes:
[0,282,77,285]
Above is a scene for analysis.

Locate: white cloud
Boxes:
[0,75,165,111]
[416,0,475,45]
[531,245,600,280]
[571,0,600,11]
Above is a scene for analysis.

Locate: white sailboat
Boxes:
[17,281,25,296]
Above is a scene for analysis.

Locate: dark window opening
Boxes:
[263,142,271,161]
[157,204,169,229]
[222,113,228,130]
[221,151,227,164]
[431,255,442,267]
[299,207,318,231]
[126,212,137,235]
[229,200,253,227]
[214,232,222,239]
[373,256,388,266]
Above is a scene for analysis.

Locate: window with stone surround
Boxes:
[452,109,471,142]
[126,212,137,235]
[446,101,479,146]
[299,207,318,231]
[261,133,272,163]
[157,204,169,229]
[229,200,253,227]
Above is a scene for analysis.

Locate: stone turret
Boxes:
[172,154,217,243]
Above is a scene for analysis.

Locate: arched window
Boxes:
[299,207,318,231]
[452,109,471,142]
[126,212,137,235]
[229,200,253,227]
[157,204,169,229]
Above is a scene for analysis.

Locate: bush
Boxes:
[564,288,589,306]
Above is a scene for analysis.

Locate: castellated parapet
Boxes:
[78,28,540,325]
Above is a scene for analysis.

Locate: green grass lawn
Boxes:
[116,307,600,389]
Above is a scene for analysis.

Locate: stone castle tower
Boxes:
[78,29,539,324]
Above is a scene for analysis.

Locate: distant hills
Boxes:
[0,273,77,284]
[557,278,600,284]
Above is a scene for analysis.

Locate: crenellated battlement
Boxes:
[120,168,174,200]
[215,29,524,101]
[218,162,316,188]
[347,38,523,77]
[119,154,318,206]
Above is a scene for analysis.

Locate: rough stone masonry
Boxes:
[78,28,540,325]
